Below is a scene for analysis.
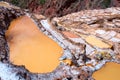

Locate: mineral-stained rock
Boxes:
[0,2,120,80]
[50,7,120,79]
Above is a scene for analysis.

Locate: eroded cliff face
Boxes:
[3,0,120,17]
[27,0,120,17]
[0,1,120,80]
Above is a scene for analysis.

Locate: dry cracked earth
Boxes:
[0,1,120,80]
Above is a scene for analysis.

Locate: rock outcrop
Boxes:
[4,0,120,17]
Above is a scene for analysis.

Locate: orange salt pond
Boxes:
[62,31,79,38]
[5,16,63,73]
[92,62,120,80]
[85,36,111,48]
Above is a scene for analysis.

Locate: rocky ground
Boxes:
[0,1,120,80]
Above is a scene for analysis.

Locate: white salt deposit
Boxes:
[0,62,24,80]
[95,30,106,34]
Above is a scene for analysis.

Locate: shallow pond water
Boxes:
[5,16,63,73]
